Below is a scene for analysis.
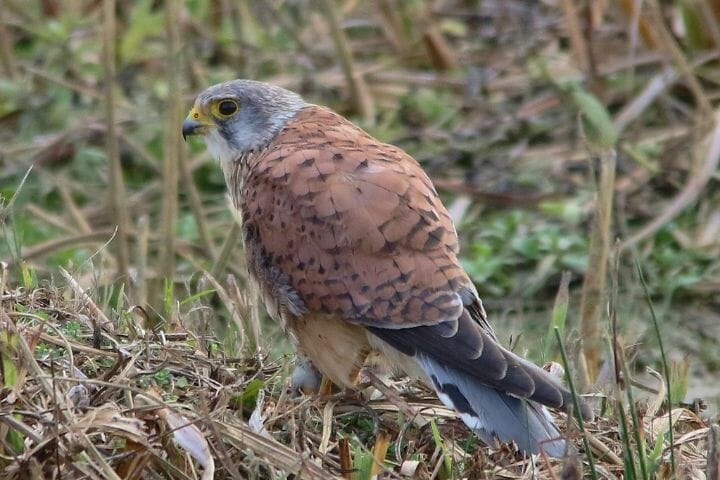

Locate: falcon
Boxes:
[182,80,592,456]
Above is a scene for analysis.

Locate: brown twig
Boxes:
[560,0,589,72]
[697,0,720,48]
[159,0,182,284]
[102,0,131,281]
[613,66,678,131]
[22,64,106,103]
[57,182,93,234]
[319,0,375,122]
[370,429,391,477]
[0,5,19,81]
[421,22,457,71]
[617,0,658,48]
[364,369,428,429]
[375,0,412,55]
[11,229,118,265]
[338,437,353,480]
[432,178,565,209]
[645,0,713,117]
[709,424,720,480]
[24,204,75,234]
[135,215,150,306]
[178,139,215,260]
[621,110,720,251]
[59,267,115,333]
[210,219,242,279]
[579,149,617,388]
[218,420,336,479]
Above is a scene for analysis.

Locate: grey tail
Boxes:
[417,354,567,457]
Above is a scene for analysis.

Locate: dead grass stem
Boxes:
[101,0,131,281]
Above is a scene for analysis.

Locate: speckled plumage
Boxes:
[184,80,592,456]
[239,106,465,327]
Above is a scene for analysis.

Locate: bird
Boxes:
[182,79,593,456]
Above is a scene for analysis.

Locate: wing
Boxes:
[240,106,591,421]
[241,105,468,329]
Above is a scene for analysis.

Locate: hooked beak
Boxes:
[182,106,211,141]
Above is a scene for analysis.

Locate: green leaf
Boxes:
[21,262,37,290]
[647,429,666,478]
[544,272,570,360]
[163,278,174,319]
[352,442,374,480]
[570,86,618,148]
[1,329,18,387]
[429,419,452,478]
[239,378,264,410]
[119,0,164,64]
[180,288,217,306]
[6,420,24,454]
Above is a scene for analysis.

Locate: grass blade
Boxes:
[618,344,649,479]
[636,260,675,475]
[554,328,598,480]
[544,271,571,360]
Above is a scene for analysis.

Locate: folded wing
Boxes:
[241,106,591,455]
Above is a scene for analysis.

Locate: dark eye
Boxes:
[217,99,238,116]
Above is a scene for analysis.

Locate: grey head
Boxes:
[182,79,307,165]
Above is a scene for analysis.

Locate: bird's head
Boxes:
[182,79,306,164]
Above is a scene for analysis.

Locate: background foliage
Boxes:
[1,0,719,478]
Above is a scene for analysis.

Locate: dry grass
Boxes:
[0,268,713,478]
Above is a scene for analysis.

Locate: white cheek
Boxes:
[205,129,237,166]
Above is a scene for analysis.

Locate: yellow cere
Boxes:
[186,105,210,124]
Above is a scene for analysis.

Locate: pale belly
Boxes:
[252,269,421,389]
[286,313,371,388]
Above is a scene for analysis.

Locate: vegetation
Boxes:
[1,0,719,478]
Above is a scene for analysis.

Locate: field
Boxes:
[0,1,719,478]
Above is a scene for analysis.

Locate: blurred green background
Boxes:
[1,0,719,412]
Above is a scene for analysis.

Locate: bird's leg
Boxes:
[318,376,334,396]
[287,314,372,393]
[307,351,367,398]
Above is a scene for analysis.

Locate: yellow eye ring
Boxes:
[214,99,239,118]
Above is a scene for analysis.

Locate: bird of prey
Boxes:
[182,80,592,456]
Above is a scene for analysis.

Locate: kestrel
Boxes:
[183,80,592,456]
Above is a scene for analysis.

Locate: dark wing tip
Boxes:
[562,393,594,421]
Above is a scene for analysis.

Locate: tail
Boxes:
[417,354,567,457]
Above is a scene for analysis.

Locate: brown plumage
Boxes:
[183,80,592,456]
[242,107,463,327]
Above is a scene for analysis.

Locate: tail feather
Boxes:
[417,354,567,457]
